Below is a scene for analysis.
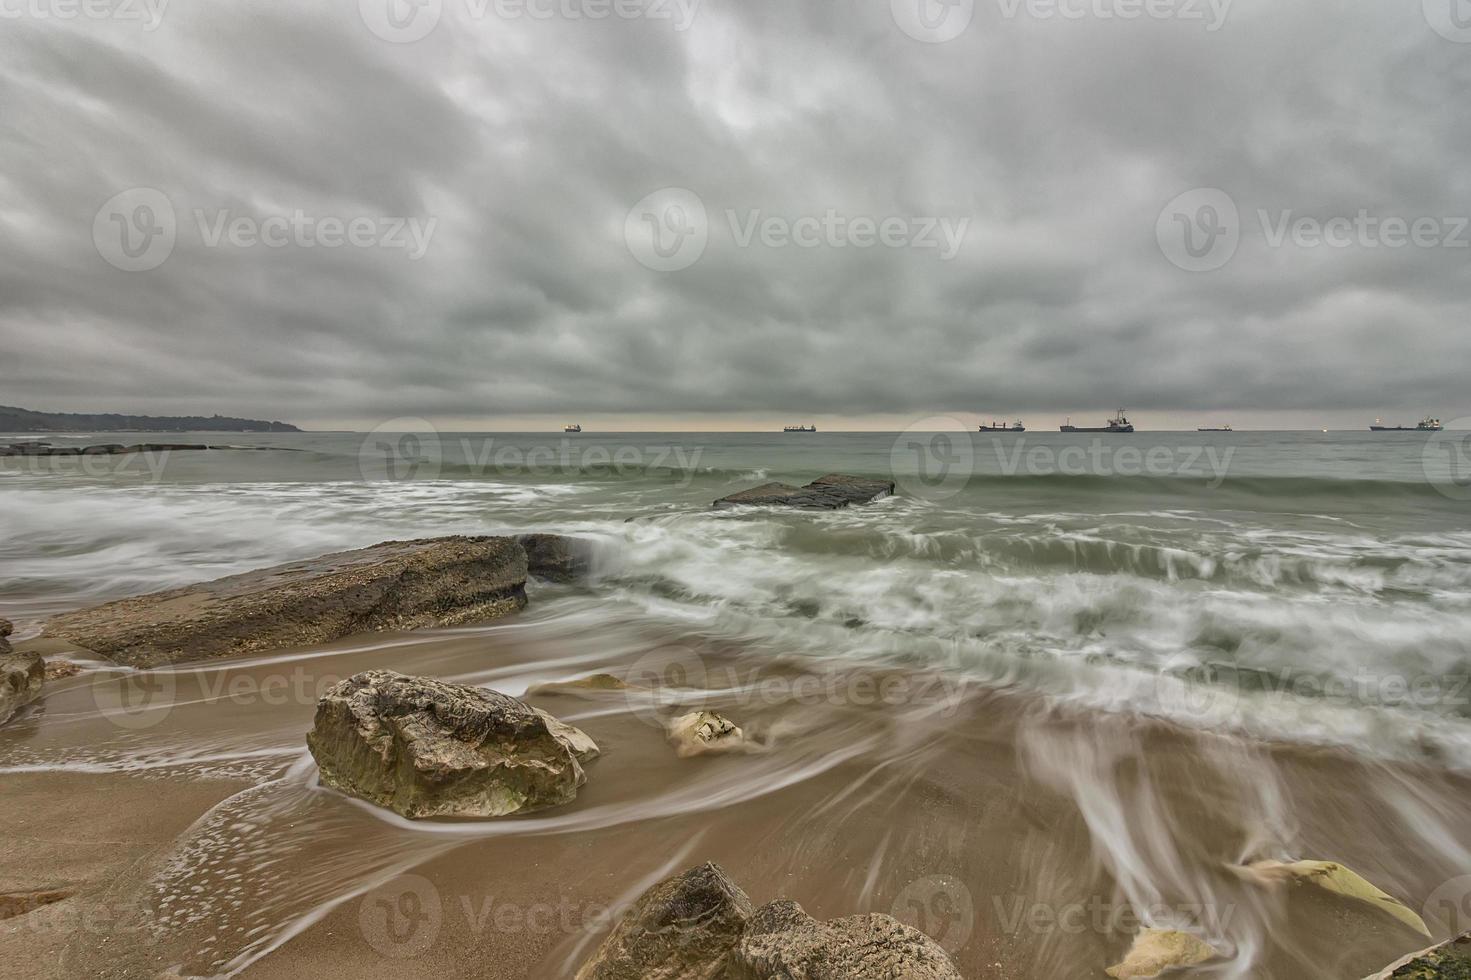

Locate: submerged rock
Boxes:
[1236,860,1431,938]
[1105,928,1219,979]
[307,670,598,819]
[666,710,747,758]
[527,673,635,697]
[0,619,44,726]
[1363,932,1471,979]
[516,533,595,583]
[576,862,755,980]
[713,474,895,511]
[42,536,529,668]
[578,863,963,980]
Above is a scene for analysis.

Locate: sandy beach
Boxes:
[2,597,1464,979]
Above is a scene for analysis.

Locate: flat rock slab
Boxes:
[42,536,528,668]
[713,474,895,511]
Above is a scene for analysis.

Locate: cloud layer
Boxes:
[2,0,1468,427]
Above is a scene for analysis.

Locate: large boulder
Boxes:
[576,862,755,980]
[731,901,963,980]
[307,670,598,819]
[0,618,44,726]
[516,533,594,583]
[713,474,895,511]
[1363,932,1471,979]
[42,536,529,668]
[578,863,964,980]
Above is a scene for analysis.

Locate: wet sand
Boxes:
[1,595,1467,979]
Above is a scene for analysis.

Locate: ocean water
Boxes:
[4,427,1470,769]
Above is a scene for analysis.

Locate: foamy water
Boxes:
[3,430,1470,978]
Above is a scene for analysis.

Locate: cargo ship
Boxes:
[979,420,1026,432]
[1061,410,1134,433]
[1369,417,1442,432]
[1198,424,1233,432]
[783,425,817,433]
[564,424,582,433]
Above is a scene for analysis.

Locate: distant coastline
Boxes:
[0,406,300,433]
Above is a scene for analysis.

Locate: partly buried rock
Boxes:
[576,862,755,980]
[517,533,595,583]
[713,474,895,511]
[666,711,748,758]
[578,862,963,980]
[732,900,962,980]
[307,670,598,819]
[42,536,529,668]
[1106,929,1218,979]
[0,619,44,726]
[1364,932,1471,978]
[1235,860,1430,938]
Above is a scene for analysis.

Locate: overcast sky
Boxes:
[2,0,1469,430]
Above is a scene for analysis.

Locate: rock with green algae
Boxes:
[1364,933,1471,979]
[1105,928,1219,978]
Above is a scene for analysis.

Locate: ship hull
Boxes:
[1060,426,1134,433]
[979,427,1025,433]
[1369,426,1441,432]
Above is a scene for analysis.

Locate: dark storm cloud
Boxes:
[1,0,1469,425]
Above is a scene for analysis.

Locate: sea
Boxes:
[3,427,1470,767]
